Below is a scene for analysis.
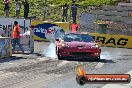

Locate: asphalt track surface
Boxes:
[0,41,132,88]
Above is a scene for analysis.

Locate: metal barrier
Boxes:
[0,37,12,58]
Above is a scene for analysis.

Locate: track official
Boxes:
[12,21,24,53]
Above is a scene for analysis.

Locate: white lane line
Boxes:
[57,61,70,67]
[37,57,58,61]
[102,70,132,88]
[101,54,112,60]
[95,62,104,68]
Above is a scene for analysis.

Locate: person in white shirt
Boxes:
[15,0,20,18]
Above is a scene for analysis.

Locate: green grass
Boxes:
[0,0,118,21]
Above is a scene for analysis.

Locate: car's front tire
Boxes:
[95,56,100,61]
[57,53,63,60]
[56,47,63,60]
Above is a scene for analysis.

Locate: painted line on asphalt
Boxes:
[95,62,104,68]
[57,61,70,67]
[102,70,132,88]
[37,57,56,61]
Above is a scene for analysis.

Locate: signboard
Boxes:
[0,18,12,37]
[0,18,31,37]
[91,33,132,48]
[0,18,34,52]
[32,21,70,41]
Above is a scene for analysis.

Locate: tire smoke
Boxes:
[42,42,57,59]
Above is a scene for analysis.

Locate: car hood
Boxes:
[64,41,98,48]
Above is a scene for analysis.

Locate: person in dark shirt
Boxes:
[62,3,68,22]
[71,1,77,23]
[3,0,10,17]
[22,0,29,19]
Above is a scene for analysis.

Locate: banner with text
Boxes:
[0,18,34,52]
[91,33,132,48]
[32,21,70,41]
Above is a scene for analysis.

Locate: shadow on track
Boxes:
[13,52,45,57]
[23,53,43,57]
[60,58,116,63]
[0,56,27,63]
[100,59,116,63]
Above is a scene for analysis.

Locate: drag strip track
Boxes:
[0,60,61,88]
[0,58,97,88]
[0,42,132,88]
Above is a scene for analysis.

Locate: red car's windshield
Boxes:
[62,34,94,42]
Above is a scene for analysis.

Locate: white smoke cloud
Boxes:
[42,43,57,59]
[23,31,30,36]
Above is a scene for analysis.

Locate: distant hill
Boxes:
[0,0,118,21]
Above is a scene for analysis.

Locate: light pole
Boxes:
[44,0,47,20]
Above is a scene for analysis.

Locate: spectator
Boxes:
[3,0,10,17]
[71,2,77,23]
[62,3,68,22]
[12,21,24,53]
[22,0,29,19]
[15,0,21,18]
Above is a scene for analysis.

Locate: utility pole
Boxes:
[44,0,47,20]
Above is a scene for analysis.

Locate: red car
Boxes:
[55,33,101,61]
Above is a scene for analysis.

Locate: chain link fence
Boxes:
[79,6,132,36]
[79,21,132,36]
